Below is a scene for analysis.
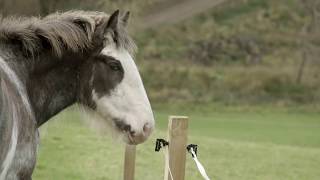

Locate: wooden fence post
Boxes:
[123,145,136,180]
[164,116,189,180]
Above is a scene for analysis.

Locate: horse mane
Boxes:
[0,10,136,58]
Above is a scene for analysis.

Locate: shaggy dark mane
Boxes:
[0,10,136,58]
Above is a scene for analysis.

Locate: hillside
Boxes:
[135,0,320,107]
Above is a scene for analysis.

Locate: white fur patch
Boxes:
[91,45,154,143]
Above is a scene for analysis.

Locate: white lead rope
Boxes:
[189,147,211,180]
[163,146,174,180]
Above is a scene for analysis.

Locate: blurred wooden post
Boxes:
[164,116,189,180]
[124,145,136,180]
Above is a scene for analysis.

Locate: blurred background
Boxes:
[1,0,320,179]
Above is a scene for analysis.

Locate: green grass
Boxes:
[33,106,320,180]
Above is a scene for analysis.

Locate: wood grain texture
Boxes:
[124,145,136,180]
[164,116,189,180]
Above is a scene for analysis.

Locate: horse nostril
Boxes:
[130,130,135,136]
[123,124,131,132]
[143,123,152,135]
[123,124,135,136]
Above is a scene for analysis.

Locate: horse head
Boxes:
[79,10,155,145]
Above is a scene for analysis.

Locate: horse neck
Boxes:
[27,53,85,126]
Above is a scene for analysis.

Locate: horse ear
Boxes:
[121,11,130,27]
[106,9,120,31]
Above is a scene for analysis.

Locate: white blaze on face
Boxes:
[92,45,154,144]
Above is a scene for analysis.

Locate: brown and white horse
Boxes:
[0,10,154,180]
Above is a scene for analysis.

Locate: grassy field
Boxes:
[32,105,320,180]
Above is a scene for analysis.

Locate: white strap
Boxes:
[163,146,174,180]
[190,147,211,180]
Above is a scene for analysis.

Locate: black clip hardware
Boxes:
[155,139,169,152]
[187,144,198,157]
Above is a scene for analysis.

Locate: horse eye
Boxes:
[109,62,121,71]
